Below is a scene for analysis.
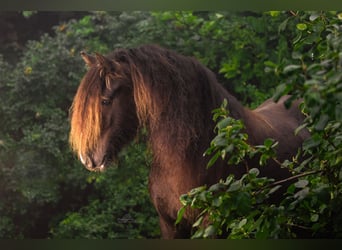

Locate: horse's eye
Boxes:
[101,99,112,106]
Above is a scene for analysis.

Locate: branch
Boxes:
[254,169,323,197]
[270,169,323,187]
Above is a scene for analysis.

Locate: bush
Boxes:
[176,11,342,239]
[51,142,160,239]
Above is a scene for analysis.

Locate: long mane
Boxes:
[119,45,229,160]
[69,66,103,158]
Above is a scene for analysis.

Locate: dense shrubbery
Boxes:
[177,11,342,238]
[0,12,159,238]
[0,11,340,238]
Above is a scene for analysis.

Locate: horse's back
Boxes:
[248,95,309,160]
[255,95,305,125]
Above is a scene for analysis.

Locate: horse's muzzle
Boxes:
[79,154,106,172]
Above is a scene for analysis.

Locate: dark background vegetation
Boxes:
[0,11,341,238]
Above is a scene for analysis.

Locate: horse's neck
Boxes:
[148,81,250,169]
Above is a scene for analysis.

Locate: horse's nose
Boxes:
[79,154,105,172]
[79,154,96,170]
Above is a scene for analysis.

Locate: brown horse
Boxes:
[69,44,309,238]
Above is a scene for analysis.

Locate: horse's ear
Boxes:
[80,51,96,66]
[95,53,112,73]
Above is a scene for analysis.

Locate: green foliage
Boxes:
[177,102,288,239]
[51,143,159,239]
[205,100,250,167]
[0,28,86,238]
[151,11,296,107]
[179,170,288,239]
[203,100,278,168]
[177,11,342,239]
[0,11,159,238]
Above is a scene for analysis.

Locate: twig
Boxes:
[289,11,298,17]
[255,170,323,196]
[270,169,323,187]
[288,223,312,231]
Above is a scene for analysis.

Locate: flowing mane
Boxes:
[122,45,232,163]
[69,44,309,238]
[69,66,103,159]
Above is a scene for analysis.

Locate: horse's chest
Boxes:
[148,165,196,218]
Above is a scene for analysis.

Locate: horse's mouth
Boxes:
[91,163,106,172]
[79,153,111,172]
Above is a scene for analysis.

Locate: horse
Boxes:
[69,44,309,238]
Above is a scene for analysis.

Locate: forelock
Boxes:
[69,67,103,157]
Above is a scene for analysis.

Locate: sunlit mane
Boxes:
[69,67,103,158]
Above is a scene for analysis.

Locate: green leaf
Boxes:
[209,182,225,192]
[278,17,289,33]
[269,11,281,17]
[217,117,231,130]
[192,216,204,228]
[191,228,204,239]
[294,179,309,188]
[311,213,319,222]
[259,154,269,166]
[337,12,342,20]
[296,23,308,31]
[175,206,186,225]
[268,185,282,195]
[249,168,260,176]
[273,84,286,102]
[225,175,235,185]
[294,187,310,200]
[228,180,242,192]
[203,225,216,238]
[264,60,277,68]
[283,64,302,73]
[264,138,275,148]
[314,114,329,131]
[309,13,320,21]
[292,51,303,59]
[238,218,247,228]
[303,135,321,151]
[207,151,221,168]
[295,123,308,135]
[224,144,235,154]
[212,197,223,207]
[189,186,207,196]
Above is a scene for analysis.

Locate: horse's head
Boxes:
[69,51,139,171]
